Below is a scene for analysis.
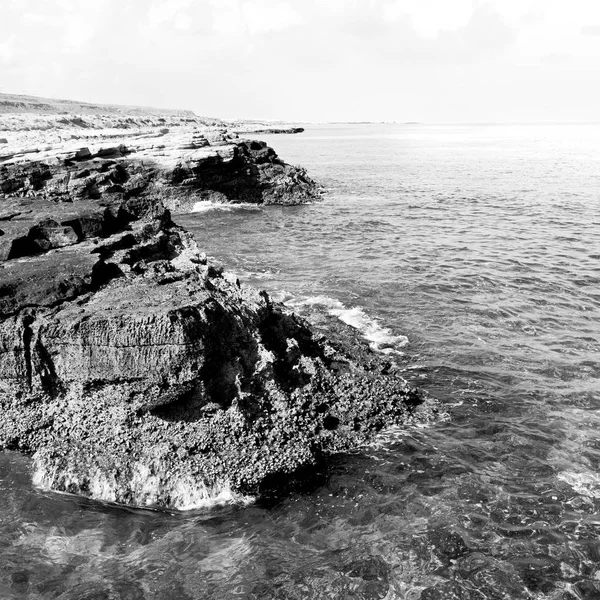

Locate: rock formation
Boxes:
[0,134,319,211]
[0,113,430,509]
[233,126,305,135]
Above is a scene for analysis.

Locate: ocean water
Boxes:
[2,123,600,599]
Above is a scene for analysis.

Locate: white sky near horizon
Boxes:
[1,0,599,122]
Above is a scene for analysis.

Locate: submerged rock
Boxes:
[0,134,430,509]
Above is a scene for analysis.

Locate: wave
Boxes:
[191,201,261,213]
[280,294,409,355]
[231,268,279,281]
[32,459,255,511]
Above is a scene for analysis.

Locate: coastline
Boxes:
[0,99,432,508]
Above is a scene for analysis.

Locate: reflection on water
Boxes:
[2,123,600,598]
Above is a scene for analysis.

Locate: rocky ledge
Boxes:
[1,128,319,212]
[0,126,430,509]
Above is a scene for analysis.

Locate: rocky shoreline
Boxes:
[0,103,433,508]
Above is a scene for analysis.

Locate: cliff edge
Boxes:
[0,111,430,508]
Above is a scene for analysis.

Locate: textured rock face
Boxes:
[232,126,305,135]
[0,128,428,508]
[0,136,319,212]
[167,140,318,207]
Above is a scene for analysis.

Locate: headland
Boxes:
[0,94,431,508]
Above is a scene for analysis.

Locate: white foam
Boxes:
[366,424,411,451]
[165,479,254,511]
[235,268,278,280]
[32,458,254,511]
[557,471,600,499]
[283,295,408,354]
[191,201,262,213]
[192,200,233,212]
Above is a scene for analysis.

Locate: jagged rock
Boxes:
[0,191,428,507]
[96,144,129,158]
[235,127,305,135]
[0,127,430,509]
[0,134,319,210]
[0,243,103,315]
[25,218,79,251]
[74,147,91,160]
[0,138,7,144]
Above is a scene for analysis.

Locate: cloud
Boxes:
[581,25,600,36]
[541,52,571,64]
[142,0,210,35]
[1,0,599,121]
[329,1,516,65]
[0,35,16,64]
[384,0,475,39]
[146,0,194,27]
[241,0,304,34]
[462,2,516,55]
[173,12,193,31]
[211,0,244,36]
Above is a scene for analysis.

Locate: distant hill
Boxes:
[0,92,198,118]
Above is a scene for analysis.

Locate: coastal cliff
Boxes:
[0,103,428,508]
[0,135,318,211]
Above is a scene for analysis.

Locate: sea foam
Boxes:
[192,200,233,213]
[282,294,409,354]
[557,471,600,499]
[192,201,261,213]
[32,458,254,511]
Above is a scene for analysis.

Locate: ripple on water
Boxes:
[3,123,600,598]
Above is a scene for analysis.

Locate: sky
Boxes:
[1,0,599,122]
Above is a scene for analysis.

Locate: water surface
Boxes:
[2,123,600,599]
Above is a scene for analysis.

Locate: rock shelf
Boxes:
[0,102,430,508]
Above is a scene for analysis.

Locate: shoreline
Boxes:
[0,99,432,508]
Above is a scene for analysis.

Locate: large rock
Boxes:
[0,134,320,210]
[0,137,430,509]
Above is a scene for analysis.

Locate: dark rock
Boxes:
[246,127,304,135]
[0,191,429,506]
[163,140,319,210]
[96,144,128,158]
[0,137,320,213]
[233,126,305,135]
[74,147,91,160]
[27,218,79,251]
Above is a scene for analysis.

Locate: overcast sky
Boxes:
[1,0,599,122]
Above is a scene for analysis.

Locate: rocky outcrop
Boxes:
[0,190,428,508]
[233,126,305,135]
[0,134,320,211]
[0,119,430,509]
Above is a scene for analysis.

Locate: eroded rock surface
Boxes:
[0,134,319,213]
[0,116,429,508]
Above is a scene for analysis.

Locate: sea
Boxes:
[1,123,600,599]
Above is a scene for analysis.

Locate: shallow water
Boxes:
[2,123,600,599]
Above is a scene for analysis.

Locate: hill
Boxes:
[0,92,198,118]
